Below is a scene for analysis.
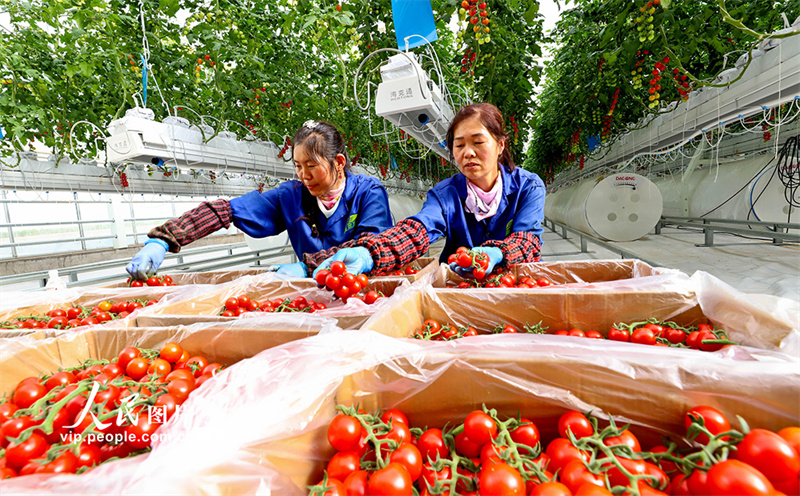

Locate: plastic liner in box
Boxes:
[101,269,269,288]
[0,330,795,495]
[134,271,410,330]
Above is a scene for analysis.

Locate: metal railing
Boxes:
[0,241,296,290]
[657,215,800,246]
[543,218,662,267]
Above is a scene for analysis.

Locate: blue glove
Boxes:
[312,247,374,278]
[274,262,308,278]
[126,239,168,280]
[449,246,504,279]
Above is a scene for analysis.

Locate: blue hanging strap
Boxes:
[391,0,438,50]
[140,54,148,106]
[0,125,4,140]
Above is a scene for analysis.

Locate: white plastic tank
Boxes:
[545,173,663,241]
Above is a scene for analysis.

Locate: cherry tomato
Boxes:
[159,342,184,363]
[330,261,346,277]
[778,426,800,457]
[147,358,172,378]
[367,462,413,496]
[510,418,540,455]
[464,410,497,445]
[558,411,594,439]
[326,450,360,481]
[5,432,49,471]
[13,382,46,409]
[733,428,800,486]
[479,462,525,496]
[685,405,730,444]
[706,459,774,495]
[546,437,588,473]
[167,378,194,404]
[417,428,448,463]
[604,429,641,452]
[560,459,605,493]
[631,327,656,345]
[390,443,423,481]
[363,290,380,305]
[455,430,483,458]
[237,294,251,307]
[117,346,142,371]
[224,298,240,311]
[608,327,630,342]
[125,357,149,381]
[327,414,365,452]
[343,470,368,496]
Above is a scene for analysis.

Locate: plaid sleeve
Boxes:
[302,239,359,271]
[481,231,542,264]
[355,218,430,273]
[148,199,233,253]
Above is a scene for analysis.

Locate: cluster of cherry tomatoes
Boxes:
[447,247,492,280]
[219,294,327,315]
[0,342,218,478]
[375,264,422,277]
[315,261,386,305]
[409,318,737,351]
[309,404,800,496]
[127,274,176,287]
[0,299,159,331]
[449,271,555,289]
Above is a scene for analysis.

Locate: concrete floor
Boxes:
[539,225,800,303]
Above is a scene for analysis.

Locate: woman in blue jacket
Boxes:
[309,103,545,278]
[126,120,393,279]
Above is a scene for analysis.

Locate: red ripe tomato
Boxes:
[45,370,76,391]
[671,472,692,496]
[585,330,604,339]
[314,477,346,496]
[560,459,605,493]
[685,405,731,444]
[456,252,473,268]
[363,290,380,305]
[224,298,239,311]
[381,408,409,426]
[167,378,194,404]
[343,470,368,496]
[536,278,552,287]
[126,415,162,450]
[349,281,363,294]
[510,419,540,455]
[66,307,82,319]
[76,443,101,468]
[118,346,142,370]
[327,414,365,452]
[341,272,356,287]
[245,299,260,312]
[733,428,800,486]
[326,274,342,291]
[530,481,572,496]
[697,330,724,352]
[604,429,641,452]
[159,342,184,363]
[236,294,251,308]
[368,462,413,495]
[447,253,458,264]
[665,327,687,344]
[608,327,630,342]
[685,330,702,349]
[0,402,19,423]
[5,433,49,471]
[13,382,46,409]
[778,426,800,457]
[546,437,588,473]
[126,301,144,313]
[146,276,162,286]
[377,419,411,455]
[558,411,594,439]
[315,269,330,286]
[631,327,656,345]
[421,463,452,492]
[390,443,423,481]
[130,280,144,287]
[330,261,346,277]
[356,273,369,288]
[334,285,350,299]
[606,456,647,487]
[454,430,483,458]
[479,462,525,496]
[126,357,149,381]
[706,459,774,495]
[184,356,209,377]
[567,328,586,338]
[326,451,360,481]
[147,358,172,378]
[463,410,497,445]
[417,428,448,463]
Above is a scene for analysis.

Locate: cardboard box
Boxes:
[180,332,800,493]
[432,259,675,288]
[135,278,409,330]
[0,316,338,394]
[361,281,706,339]
[0,286,190,331]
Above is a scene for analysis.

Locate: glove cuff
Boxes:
[145,238,169,251]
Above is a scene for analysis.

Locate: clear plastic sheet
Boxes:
[101,269,268,288]
[691,270,800,356]
[134,271,410,330]
[1,330,796,495]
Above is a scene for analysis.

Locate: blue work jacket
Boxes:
[230,171,393,258]
[410,165,545,262]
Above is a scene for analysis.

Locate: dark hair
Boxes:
[445,103,515,171]
[293,120,351,174]
[293,121,350,237]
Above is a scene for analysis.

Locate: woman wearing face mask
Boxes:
[126,120,393,279]
[309,103,545,278]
